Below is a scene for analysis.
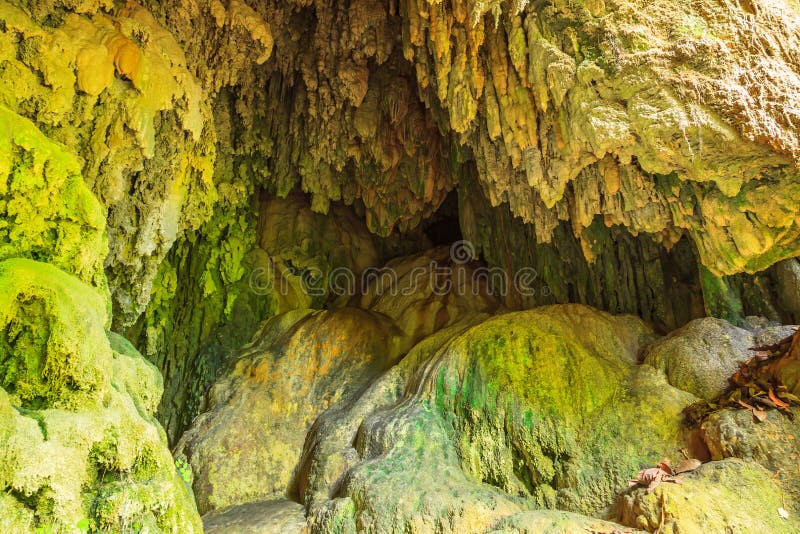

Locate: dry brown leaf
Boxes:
[657,461,674,475]
[673,458,702,474]
[769,388,790,408]
[753,408,768,422]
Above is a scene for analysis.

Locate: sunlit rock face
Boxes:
[0,259,201,531]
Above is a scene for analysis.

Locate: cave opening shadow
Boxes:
[422,190,463,246]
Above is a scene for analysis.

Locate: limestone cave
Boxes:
[1,0,800,531]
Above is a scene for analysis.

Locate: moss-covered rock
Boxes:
[490,510,645,533]
[0,107,107,294]
[0,259,201,532]
[429,305,693,515]
[294,304,698,530]
[0,0,217,324]
[175,307,405,514]
[617,459,799,532]
[0,259,111,409]
[701,408,800,514]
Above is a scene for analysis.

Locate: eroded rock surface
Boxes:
[617,459,798,533]
[643,318,755,400]
[0,259,201,531]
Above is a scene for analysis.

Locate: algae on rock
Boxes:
[0,259,201,532]
[0,106,107,295]
[0,0,217,325]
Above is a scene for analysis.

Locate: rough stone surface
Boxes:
[147,0,800,278]
[490,510,645,533]
[4,0,800,532]
[702,408,800,513]
[617,459,799,533]
[175,308,405,514]
[203,499,309,534]
[0,259,201,532]
[775,258,800,323]
[0,1,217,325]
[291,304,699,530]
[424,306,693,516]
[178,249,503,514]
[642,317,755,400]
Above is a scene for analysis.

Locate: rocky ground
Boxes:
[176,250,800,533]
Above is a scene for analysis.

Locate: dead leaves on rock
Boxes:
[684,328,799,426]
[628,457,701,493]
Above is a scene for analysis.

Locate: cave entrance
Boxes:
[421,190,462,246]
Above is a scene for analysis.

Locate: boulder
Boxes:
[180,249,503,514]
[0,259,201,531]
[617,459,798,532]
[643,318,754,400]
[301,304,697,529]
[175,308,405,513]
[702,408,800,513]
[203,499,309,534]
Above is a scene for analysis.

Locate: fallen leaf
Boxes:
[769,388,790,408]
[753,396,778,409]
[778,507,789,519]
[782,393,800,403]
[657,461,674,475]
[673,458,702,474]
[753,408,768,422]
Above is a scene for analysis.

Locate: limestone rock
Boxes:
[203,499,309,534]
[0,0,216,325]
[427,306,692,515]
[643,318,754,400]
[0,259,201,532]
[0,106,107,294]
[617,459,798,532]
[701,408,800,513]
[775,258,800,323]
[178,247,505,514]
[490,510,645,534]
[175,308,405,513]
[295,304,697,529]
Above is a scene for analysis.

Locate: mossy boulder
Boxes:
[176,307,406,514]
[617,459,799,532]
[431,305,694,515]
[0,259,201,532]
[701,408,800,514]
[301,304,698,530]
[0,258,111,409]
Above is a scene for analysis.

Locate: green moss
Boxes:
[0,260,202,532]
[426,306,691,515]
[0,106,108,295]
[699,266,744,325]
[0,259,112,409]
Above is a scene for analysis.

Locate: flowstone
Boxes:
[0,259,201,532]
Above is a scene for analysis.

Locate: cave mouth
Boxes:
[421,190,463,247]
